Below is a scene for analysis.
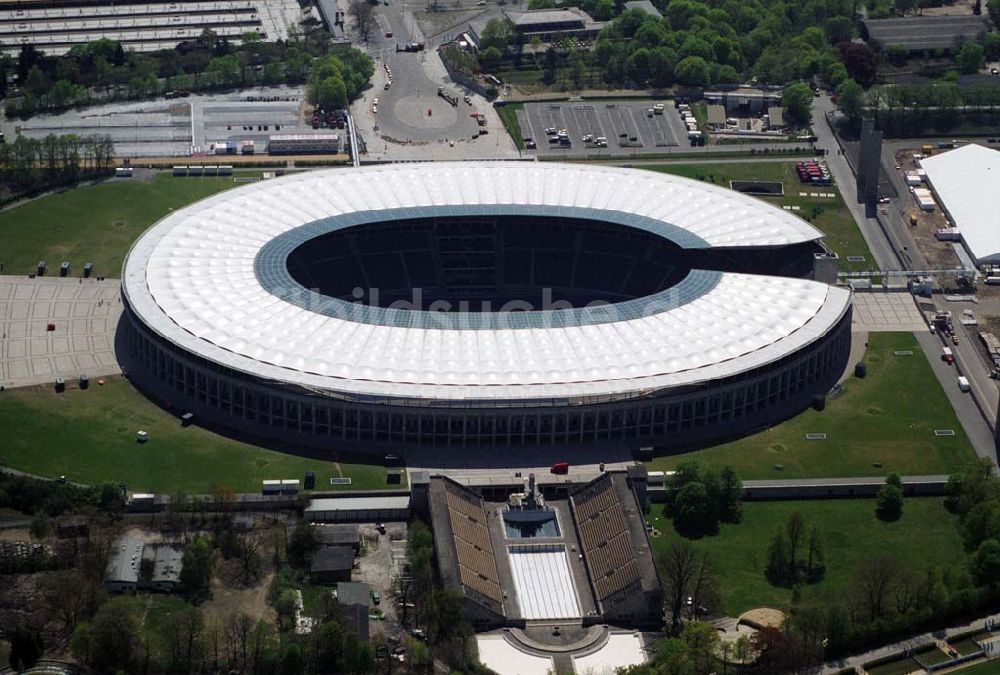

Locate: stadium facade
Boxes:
[121,163,852,453]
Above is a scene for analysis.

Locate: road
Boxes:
[917,329,997,463]
[811,95,998,464]
[812,94,902,269]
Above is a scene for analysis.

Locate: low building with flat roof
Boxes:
[503,7,607,41]
[920,144,1000,266]
[706,104,726,129]
[106,537,144,593]
[148,544,184,592]
[623,0,661,18]
[861,15,990,53]
[106,538,185,593]
[336,581,370,607]
[305,496,411,523]
[311,545,356,584]
[314,524,362,552]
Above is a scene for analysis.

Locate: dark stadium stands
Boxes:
[571,475,641,601]
[444,481,503,604]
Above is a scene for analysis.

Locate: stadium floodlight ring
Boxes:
[121,163,851,450]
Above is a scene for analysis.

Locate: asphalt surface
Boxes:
[811,92,1000,464]
[519,100,686,157]
[813,94,902,269]
[1,85,308,158]
[359,7,478,144]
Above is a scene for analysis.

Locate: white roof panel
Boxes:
[921,144,1000,265]
[508,545,582,619]
[122,162,850,403]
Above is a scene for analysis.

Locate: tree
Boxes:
[836,78,865,123]
[180,535,214,598]
[480,46,503,71]
[348,0,377,42]
[838,42,877,86]
[886,44,908,66]
[29,510,51,539]
[958,42,984,74]
[316,75,348,111]
[971,539,1000,586]
[673,482,713,537]
[71,597,144,672]
[787,511,806,571]
[674,56,711,87]
[782,82,814,125]
[852,555,899,622]
[766,529,791,584]
[825,16,854,45]
[8,626,44,671]
[658,541,700,634]
[984,33,1000,61]
[876,482,904,521]
[480,18,514,52]
[288,519,318,568]
[895,0,917,15]
[680,621,719,673]
[989,0,1000,30]
[806,526,825,581]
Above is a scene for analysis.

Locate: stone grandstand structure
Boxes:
[423,471,661,631]
[429,478,507,628]
[570,473,662,626]
[0,0,306,55]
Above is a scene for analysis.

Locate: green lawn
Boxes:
[646,332,976,479]
[645,162,874,271]
[650,497,963,615]
[496,102,525,149]
[0,173,253,277]
[866,655,926,675]
[947,659,1000,674]
[0,377,403,494]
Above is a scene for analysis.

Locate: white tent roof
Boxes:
[122,163,850,403]
[920,144,1000,265]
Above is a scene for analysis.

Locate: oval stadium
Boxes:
[120,162,852,454]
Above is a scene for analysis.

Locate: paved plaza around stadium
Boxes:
[0,276,121,389]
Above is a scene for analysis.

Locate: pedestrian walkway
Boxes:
[823,612,1000,673]
[0,275,121,389]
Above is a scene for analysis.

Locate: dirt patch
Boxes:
[920,0,976,15]
[738,607,787,629]
[894,148,961,268]
[0,571,72,658]
[201,567,277,627]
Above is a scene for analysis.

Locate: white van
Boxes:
[958,376,971,392]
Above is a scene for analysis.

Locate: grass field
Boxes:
[496,102,525,149]
[646,332,976,479]
[866,655,927,675]
[0,173,253,277]
[650,497,962,615]
[0,377,402,493]
[645,162,874,271]
[945,659,1000,674]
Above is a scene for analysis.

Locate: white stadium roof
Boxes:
[122,162,851,403]
[920,144,1000,265]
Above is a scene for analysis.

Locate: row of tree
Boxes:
[4,26,372,118]
[836,79,1000,134]
[0,133,115,205]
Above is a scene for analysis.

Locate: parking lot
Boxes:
[2,85,307,158]
[517,100,687,156]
